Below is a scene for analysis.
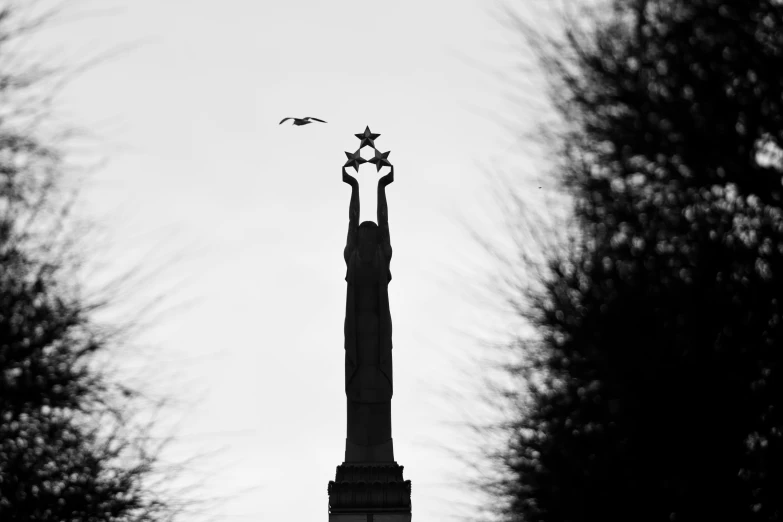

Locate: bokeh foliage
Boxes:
[479,1,783,520]
[0,4,184,521]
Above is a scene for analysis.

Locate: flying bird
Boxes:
[279,116,327,126]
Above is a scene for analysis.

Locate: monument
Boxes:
[327,127,412,521]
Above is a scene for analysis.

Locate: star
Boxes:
[355,126,381,149]
[367,149,392,172]
[344,149,366,172]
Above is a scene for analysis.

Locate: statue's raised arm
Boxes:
[343,167,359,265]
[378,166,394,262]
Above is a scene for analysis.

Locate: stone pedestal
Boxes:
[328,461,412,521]
[329,513,411,522]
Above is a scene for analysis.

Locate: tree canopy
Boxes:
[477,1,783,520]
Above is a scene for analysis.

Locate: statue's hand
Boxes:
[342,167,359,187]
[379,166,394,187]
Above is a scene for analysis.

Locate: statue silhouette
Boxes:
[342,165,395,462]
[328,162,411,518]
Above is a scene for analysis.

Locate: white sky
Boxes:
[23,0,566,520]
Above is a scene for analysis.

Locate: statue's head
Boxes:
[357,221,379,261]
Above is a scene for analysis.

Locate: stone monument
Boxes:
[328,127,412,521]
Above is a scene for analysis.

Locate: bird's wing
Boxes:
[279,117,293,124]
[306,117,327,123]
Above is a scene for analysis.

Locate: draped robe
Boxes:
[344,238,393,401]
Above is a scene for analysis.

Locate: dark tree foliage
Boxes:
[0,5,182,521]
[484,1,783,521]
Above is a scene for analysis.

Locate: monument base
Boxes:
[328,461,412,520]
[329,513,411,522]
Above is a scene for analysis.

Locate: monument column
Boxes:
[328,127,412,521]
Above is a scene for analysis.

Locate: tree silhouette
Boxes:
[461,1,783,521]
[0,4,197,521]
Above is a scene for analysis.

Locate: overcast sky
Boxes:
[24,0,565,519]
